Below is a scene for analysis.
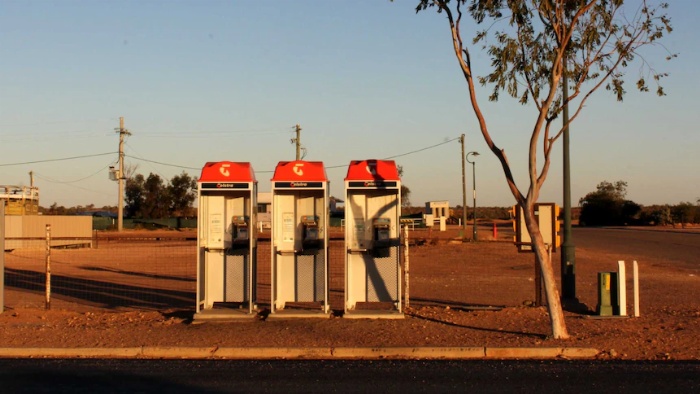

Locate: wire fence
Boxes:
[3,222,533,314]
[4,235,196,311]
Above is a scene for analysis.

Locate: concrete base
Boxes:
[194,308,256,321]
[343,310,404,319]
[0,346,601,360]
[268,309,330,319]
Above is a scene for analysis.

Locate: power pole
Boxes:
[115,117,131,232]
[292,124,302,160]
[0,200,5,314]
[561,64,576,300]
[460,134,467,235]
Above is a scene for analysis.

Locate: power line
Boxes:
[37,181,114,198]
[125,142,168,180]
[0,152,116,167]
[383,137,460,160]
[1,136,461,174]
[138,128,291,138]
[125,154,200,170]
[0,117,114,127]
[34,163,113,184]
[324,137,461,170]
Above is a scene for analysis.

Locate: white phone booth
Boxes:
[270,160,329,316]
[344,159,403,318]
[195,161,257,319]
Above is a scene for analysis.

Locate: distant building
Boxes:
[257,192,271,228]
[1,185,39,215]
[425,200,449,219]
[329,196,344,213]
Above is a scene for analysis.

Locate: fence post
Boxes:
[403,224,409,309]
[633,260,640,317]
[617,260,627,316]
[45,224,51,310]
[0,202,5,314]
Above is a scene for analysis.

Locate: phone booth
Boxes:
[195,161,257,319]
[270,160,329,316]
[344,159,403,318]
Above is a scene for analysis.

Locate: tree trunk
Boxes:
[523,207,570,339]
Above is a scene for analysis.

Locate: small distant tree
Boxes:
[397,165,412,208]
[124,174,146,218]
[641,204,672,225]
[140,173,169,219]
[671,202,696,225]
[125,172,197,219]
[168,172,197,217]
[579,181,640,225]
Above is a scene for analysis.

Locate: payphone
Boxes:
[195,161,257,319]
[372,217,392,258]
[229,215,250,255]
[300,215,320,252]
[270,160,329,316]
[344,159,403,318]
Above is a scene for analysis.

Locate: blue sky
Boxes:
[1,0,698,209]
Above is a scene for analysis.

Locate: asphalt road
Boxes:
[572,227,700,269]
[0,359,698,393]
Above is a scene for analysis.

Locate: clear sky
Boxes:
[1,0,698,209]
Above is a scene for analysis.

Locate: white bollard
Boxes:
[617,260,627,316]
[633,260,640,317]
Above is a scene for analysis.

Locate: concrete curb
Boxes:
[0,347,600,360]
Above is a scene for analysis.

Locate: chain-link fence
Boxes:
[3,221,532,313]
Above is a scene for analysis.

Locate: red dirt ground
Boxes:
[1,226,698,360]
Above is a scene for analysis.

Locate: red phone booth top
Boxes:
[345,159,400,181]
[271,161,328,182]
[199,161,256,183]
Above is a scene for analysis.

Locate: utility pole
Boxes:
[116,117,131,232]
[561,63,576,300]
[293,124,301,160]
[466,151,479,241]
[0,200,5,314]
[460,134,467,235]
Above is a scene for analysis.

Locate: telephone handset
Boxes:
[300,215,320,252]
[229,215,250,254]
[372,217,392,257]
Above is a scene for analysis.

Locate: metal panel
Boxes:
[366,247,399,302]
[225,254,247,302]
[3,216,92,249]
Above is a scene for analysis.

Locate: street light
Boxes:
[466,151,479,241]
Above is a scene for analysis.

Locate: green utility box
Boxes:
[596,272,619,316]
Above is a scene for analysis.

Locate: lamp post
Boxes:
[466,151,479,241]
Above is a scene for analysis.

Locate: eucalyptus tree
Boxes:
[413,0,674,338]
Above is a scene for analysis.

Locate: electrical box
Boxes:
[513,203,561,253]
